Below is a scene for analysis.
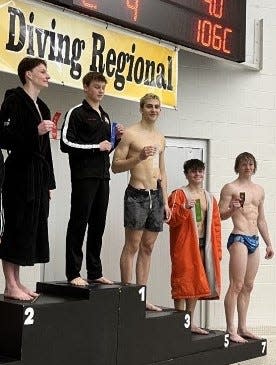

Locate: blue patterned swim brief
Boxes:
[227,233,259,254]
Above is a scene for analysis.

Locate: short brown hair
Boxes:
[184,159,205,174]
[82,71,107,87]
[17,57,47,85]
[140,93,160,109]
[234,152,257,173]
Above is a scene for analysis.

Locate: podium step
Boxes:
[150,338,267,365]
[190,330,226,354]
[117,286,190,365]
[0,282,269,365]
[0,356,19,365]
[0,285,120,365]
[36,280,122,299]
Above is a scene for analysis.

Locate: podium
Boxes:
[0,282,267,365]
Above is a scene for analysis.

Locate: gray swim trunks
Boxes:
[124,183,164,232]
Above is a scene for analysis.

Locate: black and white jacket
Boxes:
[60,99,116,180]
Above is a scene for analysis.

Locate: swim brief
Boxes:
[199,237,205,248]
[227,233,259,254]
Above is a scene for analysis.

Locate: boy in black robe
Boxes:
[0,150,4,239]
[0,57,55,300]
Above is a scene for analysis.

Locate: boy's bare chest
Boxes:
[232,188,261,207]
[131,134,162,151]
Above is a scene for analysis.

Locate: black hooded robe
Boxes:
[0,87,55,266]
[0,150,4,237]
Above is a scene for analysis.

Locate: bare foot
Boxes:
[69,277,88,286]
[18,283,39,298]
[146,302,162,312]
[90,276,114,284]
[238,330,261,340]
[229,333,248,343]
[31,295,40,303]
[4,288,33,301]
[191,325,209,335]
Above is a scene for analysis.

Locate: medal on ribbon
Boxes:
[111,122,117,148]
[195,199,202,222]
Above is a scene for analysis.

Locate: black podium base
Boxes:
[153,338,267,365]
[0,281,267,365]
[0,356,19,365]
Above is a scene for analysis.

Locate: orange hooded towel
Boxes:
[168,188,222,300]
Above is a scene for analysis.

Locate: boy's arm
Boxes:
[159,137,170,221]
[257,191,274,259]
[213,197,222,260]
[111,131,152,173]
[61,109,108,153]
[219,184,240,220]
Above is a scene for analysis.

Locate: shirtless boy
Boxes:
[112,93,170,311]
[219,152,274,343]
[168,159,221,334]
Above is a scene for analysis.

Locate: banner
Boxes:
[0,0,178,107]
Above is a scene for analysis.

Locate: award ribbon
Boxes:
[240,192,245,207]
[195,199,202,222]
[51,111,62,139]
[111,122,117,148]
[152,145,159,169]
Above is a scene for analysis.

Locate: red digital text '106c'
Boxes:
[196,0,232,55]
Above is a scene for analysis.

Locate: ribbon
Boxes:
[111,122,117,148]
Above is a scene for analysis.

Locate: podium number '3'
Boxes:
[184,313,191,328]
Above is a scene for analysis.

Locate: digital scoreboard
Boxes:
[43,0,246,62]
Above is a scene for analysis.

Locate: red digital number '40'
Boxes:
[204,0,224,19]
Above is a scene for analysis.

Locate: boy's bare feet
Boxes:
[229,332,248,343]
[69,277,88,286]
[191,325,209,335]
[238,329,261,340]
[146,302,162,311]
[18,283,39,298]
[4,287,33,301]
[90,276,113,284]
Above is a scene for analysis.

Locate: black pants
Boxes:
[66,178,109,281]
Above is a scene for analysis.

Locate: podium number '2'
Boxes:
[24,307,34,325]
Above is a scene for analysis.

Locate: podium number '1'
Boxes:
[139,287,145,301]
